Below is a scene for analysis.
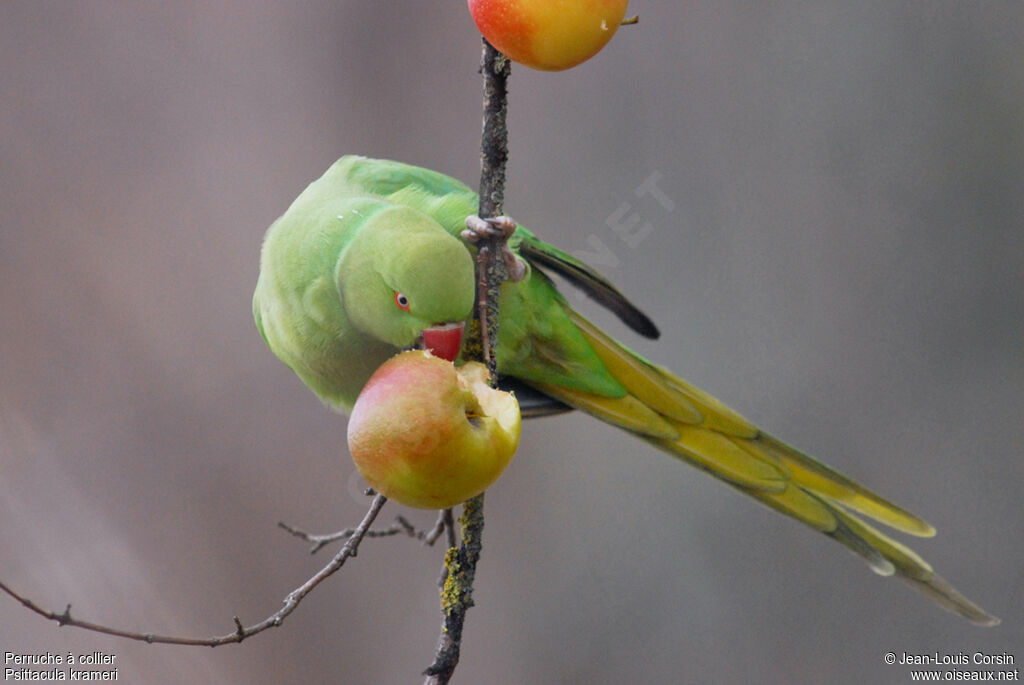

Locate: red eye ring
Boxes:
[394,292,410,310]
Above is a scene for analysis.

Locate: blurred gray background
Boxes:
[1,2,1021,683]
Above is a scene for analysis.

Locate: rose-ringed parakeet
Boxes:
[253,155,998,626]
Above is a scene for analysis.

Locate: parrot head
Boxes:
[339,204,475,360]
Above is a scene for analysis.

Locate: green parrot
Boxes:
[253,155,998,626]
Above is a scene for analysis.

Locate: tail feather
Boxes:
[740,476,841,533]
[832,509,1000,626]
[531,308,998,625]
[657,423,790,492]
[908,573,1001,627]
[755,433,936,537]
[570,309,758,436]
[824,505,897,575]
[530,381,678,439]
[569,313,704,424]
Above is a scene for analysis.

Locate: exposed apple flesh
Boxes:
[347,350,521,509]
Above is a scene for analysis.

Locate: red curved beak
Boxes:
[421,322,464,362]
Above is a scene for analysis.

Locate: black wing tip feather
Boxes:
[626,309,661,340]
[520,241,661,339]
[581,283,660,339]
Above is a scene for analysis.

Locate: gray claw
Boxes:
[463,214,517,241]
[463,214,526,282]
[462,215,490,243]
[504,250,528,282]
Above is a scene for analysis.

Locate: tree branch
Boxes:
[422,37,512,685]
[422,495,487,684]
[279,511,446,554]
[462,39,512,378]
[0,493,388,647]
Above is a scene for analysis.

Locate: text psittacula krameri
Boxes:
[253,155,997,625]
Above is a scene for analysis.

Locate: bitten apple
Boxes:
[467,0,630,71]
[347,350,521,509]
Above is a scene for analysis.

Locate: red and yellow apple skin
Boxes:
[467,0,629,71]
[347,351,521,510]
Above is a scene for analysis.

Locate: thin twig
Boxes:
[474,245,493,366]
[434,509,459,589]
[279,513,440,554]
[442,509,457,550]
[0,494,388,647]
[424,509,452,548]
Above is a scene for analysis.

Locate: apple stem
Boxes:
[621,14,639,26]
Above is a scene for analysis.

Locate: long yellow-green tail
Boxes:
[530,309,998,626]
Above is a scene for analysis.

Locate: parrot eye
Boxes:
[394,292,411,311]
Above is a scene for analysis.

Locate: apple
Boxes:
[347,350,521,509]
[468,0,630,71]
